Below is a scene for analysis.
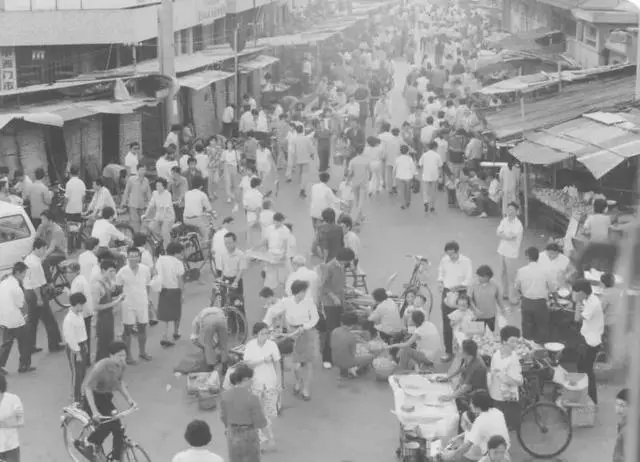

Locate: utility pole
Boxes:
[234,25,240,110]
[158,0,176,132]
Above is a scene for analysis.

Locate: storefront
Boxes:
[178,69,235,139]
[238,55,280,105]
[0,119,51,179]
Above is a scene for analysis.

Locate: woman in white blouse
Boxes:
[496,202,523,302]
[263,280,319,401]
[86,178,116,219]
[222,139,240,203]
[487,325,523,431]
[142,178,175,250]
[243,322,281,449]
[155,241,185,347]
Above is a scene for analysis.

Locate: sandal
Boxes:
[292,385,301,396]
[301,392,311,401]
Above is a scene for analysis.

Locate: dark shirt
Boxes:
[220,386,267,429]
[613,422,625,462]
[83,357,125,394]
[317,223,344,262]
[317,260,346,307]
[244,138,258,161]
[184,169,204,189]
[331,326,357,369]
[452,63,465,75]
[460,356,488,393]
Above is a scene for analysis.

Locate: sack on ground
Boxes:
[174,346,208,374]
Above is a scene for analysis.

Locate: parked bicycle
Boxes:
[210,279,248,345]
[386,254,434,313]
[61,404,150,462]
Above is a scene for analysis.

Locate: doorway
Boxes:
[102,114,120,167]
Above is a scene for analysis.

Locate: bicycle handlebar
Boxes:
[405,254,429,263]
[93,406,138,424]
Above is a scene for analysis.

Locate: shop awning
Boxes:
[511,141,573,165]
[0,112,64,130]
[239,55,279,74]
[576,138,640,179]
[179,69,234,91]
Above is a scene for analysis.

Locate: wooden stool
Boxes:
[347,265,368,292]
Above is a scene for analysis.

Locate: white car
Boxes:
[0,202,36,278]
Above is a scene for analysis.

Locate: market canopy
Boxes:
[239,55,279,73]
[179,69,234,91]
[511,141,573,165]
[0,112,63,130]
[487,28,565,52]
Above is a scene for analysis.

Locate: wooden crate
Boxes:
[557,396,596,428]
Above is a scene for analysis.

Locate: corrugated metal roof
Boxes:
[511,142,572,165]
[0,98,156,122]
[239,55,279,73]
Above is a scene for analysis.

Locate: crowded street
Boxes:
[0,0,637,460]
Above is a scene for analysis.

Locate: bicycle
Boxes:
[210,279,248,345]
[515,352,573,459]
[386,254,434,314]
[61,404,151,462]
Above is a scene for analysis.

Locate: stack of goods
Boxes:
[554,368,595,428]
[472,334,537,361]
[531,187,591,218]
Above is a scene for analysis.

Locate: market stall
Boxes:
[389,374,459,462]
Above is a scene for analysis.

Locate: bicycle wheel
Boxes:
[517,402,572,459]
[225,306,248,345]
[51,270,71,310]
[421,284,434,316]
[61,414,93,462]
[121,442,152,462]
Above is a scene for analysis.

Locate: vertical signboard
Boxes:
[0,47,17,91]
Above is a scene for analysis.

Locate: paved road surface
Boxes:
[16,60,622,461]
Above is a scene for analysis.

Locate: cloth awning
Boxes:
[511,141,573,165]
[239,55,279,74]
[0,112,64,130]
[576,139,640,179]
[179,69,234,91]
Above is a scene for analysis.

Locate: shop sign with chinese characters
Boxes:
[0,48,17,91]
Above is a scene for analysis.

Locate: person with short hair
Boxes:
[331,311,374,378]
[91,206,129,252]
[316,207,344,263]
[0,375,25,462]
[470,265,504,333]
[124,142,140,176]
[81,341,135,461]
[24,238,63,354]
[170,166,189,223]
[488,326,523,431]
[64,166,86,222]
[263,280,319,400]
[368,287,403,343]
[439,339,488,411]
[442,389,510,462]
[515,247,553,344]
[183,176,213,241]
[613,388,629,462]
[36,210,67,278]
[121,164,151,233]
[284,256,318,300]
[115,248,152,364]
[172,420,224,462]
[258,213,294,292]
[496,202,523,302]
[394,144,417,209]
[211,217,234,276]
[156,242,185,347]
[538,242,571,289]
[582,198,611,242]
[0,263,33,374]
[92,260,125,362]
[219,232,246,309]
[220,364,267,462]
[67,261,95,363]
[309,172,340,238]
[478,435,509,462]
[190,303,229,375]
[87,178,117,220]
[143,177,176,250]
[388,310,441,371]
[63,292,89,403]
[243,322,281,448]
[572,278,603,404]
[27,167,51,229]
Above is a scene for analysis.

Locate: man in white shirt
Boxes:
[394,145,417,209]
[259,213,293,291]
[65,166,86,222]
[124,142,140,176]
[25,238,64,354]
[63,292,89,402]
[116,247,152,364]
[183,177,213,241]
[478,171,501,218]
[420,116,437,146]
[0,262,33,374]
[222,103,236,139]
[78,237,100,283]
[378,123,399,193]
[515,247,553,344]
[156,146,178,182]
[418,141,443,212]
[239,106,256,135]
[437,240,473,361]
[539,242,571,288]
[67,261,95,362]
[91,206,130,251]
[496,202,524,302]
[218,232,246,308]
[164,124,180,150]
[573,279,604,404]
[309,172,340,240]
[443,390,510,461]
[212,216,234,276]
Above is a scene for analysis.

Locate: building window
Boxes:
[583,23,598,48]
[193,25,204,52]
[180,29,189,54]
